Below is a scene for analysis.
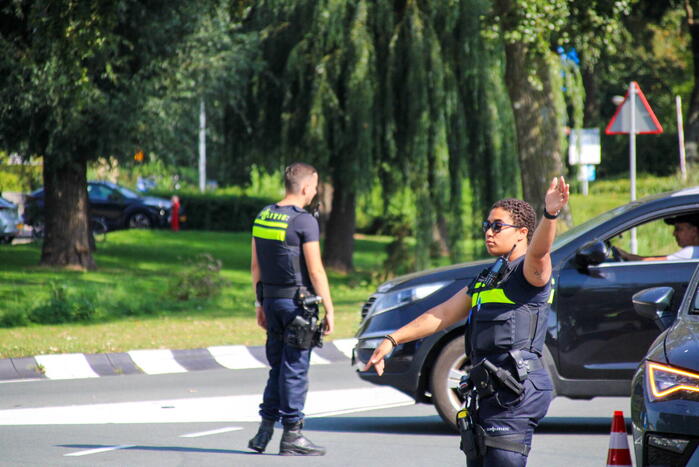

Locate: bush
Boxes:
[0,309,30,328]
[149,190,274,232]
[28,282,98,324]
[168,253,230,301]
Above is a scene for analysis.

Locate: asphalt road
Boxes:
[0,362,634,466]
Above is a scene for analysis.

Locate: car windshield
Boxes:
[553,202,640,250]
[114,185,140,199]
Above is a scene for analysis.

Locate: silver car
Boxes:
[0,196,21,244]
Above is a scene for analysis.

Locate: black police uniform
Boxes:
[252,203,319,427]
[465,256,555,466]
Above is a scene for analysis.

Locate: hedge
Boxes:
[150,190,274,232]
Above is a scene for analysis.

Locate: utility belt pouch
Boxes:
[457,408,486,461]
[509,350,528,382]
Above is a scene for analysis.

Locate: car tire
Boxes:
[0,236,12,244]
[127,212,152,229]
[430,336,470,431]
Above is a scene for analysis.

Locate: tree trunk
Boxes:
[503,42,571,225]
[40,156,95,270]
[582,61,600,127]
[685,17,699,166]
[322,176,355,273]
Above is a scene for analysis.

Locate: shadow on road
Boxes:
[303,415,623,436]
[58,444,258,456]
[304,415,454,435]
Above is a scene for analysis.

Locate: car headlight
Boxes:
[646,361,699,401]
[368,281,453,319]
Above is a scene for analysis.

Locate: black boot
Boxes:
[248,418,275,453]
[279,421,326,456]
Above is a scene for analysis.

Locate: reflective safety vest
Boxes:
[252,204,314,288]
[466,258,554,360]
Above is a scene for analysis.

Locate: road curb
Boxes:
[0,338,357,382]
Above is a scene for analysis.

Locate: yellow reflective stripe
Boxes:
[252,225,286,241]
[548,278,556,304]
[254,219,288,229]
[471,288,515,307]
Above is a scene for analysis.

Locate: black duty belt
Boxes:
[262,284,311,299]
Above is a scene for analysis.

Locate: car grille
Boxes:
[361,295,377,320]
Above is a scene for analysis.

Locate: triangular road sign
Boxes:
[605,82,663,135]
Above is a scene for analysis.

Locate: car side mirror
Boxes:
[632,287,675,331]
[575,240,608,268]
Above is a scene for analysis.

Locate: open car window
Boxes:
[605,216,687,262]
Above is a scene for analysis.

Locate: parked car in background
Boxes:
[24,181,183,233]
[353,187,699,429]
[0,196,22,244]
[630,268,699,466]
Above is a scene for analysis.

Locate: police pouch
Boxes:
[457,408,486,461]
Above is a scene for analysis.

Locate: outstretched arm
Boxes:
[363,286,472,376]
[524,177,570,287]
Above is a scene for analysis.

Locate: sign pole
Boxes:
[629,82,638,254]
[677,96,687,182]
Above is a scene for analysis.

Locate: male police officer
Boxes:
[365,177,569,466]
[248,162,334,456]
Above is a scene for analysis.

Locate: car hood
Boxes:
[663,317,699,372]
[376,258,492,293]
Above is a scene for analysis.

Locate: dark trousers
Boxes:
[259,298,312,427]
[468,368,554,467]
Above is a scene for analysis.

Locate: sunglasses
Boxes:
[482,220,521,234]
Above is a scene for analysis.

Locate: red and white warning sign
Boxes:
[605,81,663,135]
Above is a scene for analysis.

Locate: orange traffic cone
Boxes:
[606,410,632,467]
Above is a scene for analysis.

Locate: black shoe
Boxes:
[248,419,275,453]
[279,422,326,456]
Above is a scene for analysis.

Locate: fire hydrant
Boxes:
[171,195,180,232]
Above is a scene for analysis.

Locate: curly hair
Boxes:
[491,198,537,243]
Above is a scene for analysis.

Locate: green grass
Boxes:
[0,172,695,358]
[0,231,391,358]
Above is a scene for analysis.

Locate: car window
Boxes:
[606,217,678,259]
[114,185,140,199]
[88,184,113,201]
[553,203,636,250]
[693,285,699,315]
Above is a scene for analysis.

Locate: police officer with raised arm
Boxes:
[248,162,334,456]
[365,177,569,466]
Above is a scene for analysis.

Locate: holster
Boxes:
[284,313,320,350]
[470,358,524,398]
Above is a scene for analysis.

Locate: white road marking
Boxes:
[0,387,413,425]
[34,354,99,380]
[332,338,357,359]
[180,426,243,438]
[207,345,266,369]
[64,444,135,457]
[127,349,187,375]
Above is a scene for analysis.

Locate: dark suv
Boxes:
[353,187,699,429]
[25,181,179,233]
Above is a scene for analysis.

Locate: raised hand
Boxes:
[544,176,570,216]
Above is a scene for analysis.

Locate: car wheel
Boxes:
[127,212,152,229]
[430,336,470,431]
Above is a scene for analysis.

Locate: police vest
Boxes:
[252,204,315,288]
[466,257,554,360]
